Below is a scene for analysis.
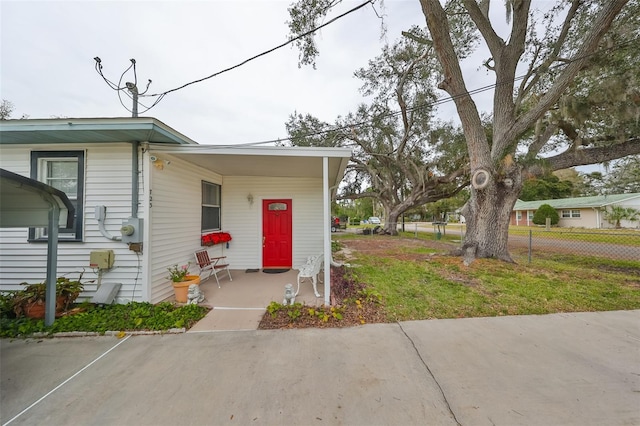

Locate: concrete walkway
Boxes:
[190,268,326,332]
[1,310,639,425]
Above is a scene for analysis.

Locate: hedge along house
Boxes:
[511,193,640,229]
[0,118,351,305]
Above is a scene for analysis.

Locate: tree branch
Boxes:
[461,0,504,57]
[526,120,558,159]
[516,0,581,108]
[420,0,490,168]
[507,0,629,144]
[544,138,640,171]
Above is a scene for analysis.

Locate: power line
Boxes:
[243,38,638,147]
[93,8,635,145]
[142,0,374,98]
[94,0,374,115]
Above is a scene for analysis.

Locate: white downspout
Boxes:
[323,156,331,305]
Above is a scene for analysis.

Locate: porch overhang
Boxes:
[149,144,352,195]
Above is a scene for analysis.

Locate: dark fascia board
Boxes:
[0,168,75,228]
[0,117,198,145]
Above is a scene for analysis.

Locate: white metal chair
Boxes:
[194,249,232,288]
[295,254,323,297]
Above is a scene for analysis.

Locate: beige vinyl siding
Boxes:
[148,154,223,303]
[558,208,596,228]
[0,143,147,303]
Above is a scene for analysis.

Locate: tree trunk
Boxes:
[383,210,401,236]
[459,171,523,265]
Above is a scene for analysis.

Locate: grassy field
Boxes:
[335,234,640,322]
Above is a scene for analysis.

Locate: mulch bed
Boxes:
[257,298,387,329]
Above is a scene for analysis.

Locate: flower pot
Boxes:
[172,275,201,303]
[21,296,67,319]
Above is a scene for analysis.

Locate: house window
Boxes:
[527,211,534,221]
[562,210,581,218]
[29,151,84,241]
[202,181,221,232]
[516,211,522,220]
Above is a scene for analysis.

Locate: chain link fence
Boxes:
[392,222,640,263]
[511,229,640,263]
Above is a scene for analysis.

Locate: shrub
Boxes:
[533,204,559,226]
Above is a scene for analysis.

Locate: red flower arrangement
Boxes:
[201,232,232,246]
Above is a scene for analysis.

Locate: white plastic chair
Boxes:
[295,254,323,297]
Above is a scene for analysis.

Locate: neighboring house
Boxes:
[511,193,640,228]
[0,118,351,305]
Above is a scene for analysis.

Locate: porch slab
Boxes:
[187,268,325,332]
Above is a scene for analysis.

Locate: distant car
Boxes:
[331,216,347,232]
[369,216,381,224]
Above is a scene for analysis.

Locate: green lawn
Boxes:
[337,234,640,322]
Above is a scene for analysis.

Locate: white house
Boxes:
[511,193,640,228]
[0,118,352,305]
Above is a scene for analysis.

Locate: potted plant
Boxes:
[167,263,200,303]
[11,274,85,319]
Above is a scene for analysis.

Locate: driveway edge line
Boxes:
[397,322,463,426]
[2,335,132,426]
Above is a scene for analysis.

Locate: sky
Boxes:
[1,0,439,145]
[0,0,603,174]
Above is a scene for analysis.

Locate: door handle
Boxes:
[262,235,266,248]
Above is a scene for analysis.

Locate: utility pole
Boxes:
[94,57,151,117]
[125,82,138,117]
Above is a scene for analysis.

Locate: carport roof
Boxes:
[0,168,74,228]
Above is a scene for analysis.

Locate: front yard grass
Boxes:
[339,235,640,322]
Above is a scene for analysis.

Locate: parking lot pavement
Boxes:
[1,310,639,426]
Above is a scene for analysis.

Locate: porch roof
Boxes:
[149,144,352,186]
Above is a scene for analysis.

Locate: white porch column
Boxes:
[323,156,331,305]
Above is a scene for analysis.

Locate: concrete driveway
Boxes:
[2,310,639,425]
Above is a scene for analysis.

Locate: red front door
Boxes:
[262,199,292,269]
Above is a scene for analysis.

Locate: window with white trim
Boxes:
[201,181,221,232]
[562,209,581,218]
[516,211,522,220]
[29,151,84,241]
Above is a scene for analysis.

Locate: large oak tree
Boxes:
[285,28,470,234]
[288,0,639,262]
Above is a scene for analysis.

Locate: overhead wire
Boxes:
[95,0,374,115]
[142,0,375,99]
[236,37,638,147]
[94,4,635,146]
